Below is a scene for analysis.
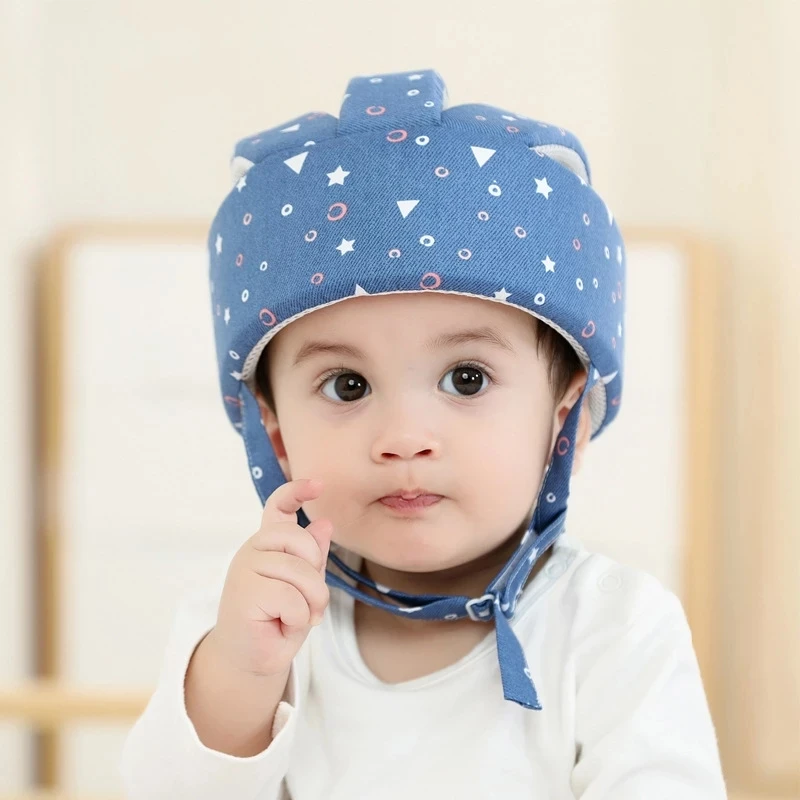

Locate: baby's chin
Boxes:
[333,521,508,576]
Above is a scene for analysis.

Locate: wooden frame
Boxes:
[0,222,731,798]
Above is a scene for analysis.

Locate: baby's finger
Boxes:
[305,518,334,577]
[249,524,327,572]
[249,552,330,624]
[261,478,323,527]
[252,576,313,631]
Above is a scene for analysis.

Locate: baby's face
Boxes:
[260,292,579,574]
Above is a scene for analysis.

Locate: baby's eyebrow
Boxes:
[292,326,515,367]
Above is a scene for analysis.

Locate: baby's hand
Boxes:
[210,478,333,678]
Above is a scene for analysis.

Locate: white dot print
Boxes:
[424,100,434,108]
[304,140,316,146]
[593,278,599,288]
[445,613,458,620]
[407,89,420,96]
[583,213,591,225]
[252,466,263,479]
[415,135,430,146]
[229,350,240,360]
[546,492,556,503]
[260,261,269,271]
[458,248,472,260]
[534,293,546,306]
[604,246,610,259]
[241,289,249,302]
[369,77,383,83]
[281,204,293,216]
[419,234,435,247]
[576,278,584,291]
[488,183,502,196]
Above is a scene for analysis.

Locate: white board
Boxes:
[52,233,694,793]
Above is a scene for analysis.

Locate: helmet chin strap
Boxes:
[323,370,598,710]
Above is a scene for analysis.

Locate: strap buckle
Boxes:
[465,593,497,622]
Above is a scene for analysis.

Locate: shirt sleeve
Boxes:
[570,577,729,799]
[120,586,304,800]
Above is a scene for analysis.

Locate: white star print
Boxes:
[542,256,556,272]
[224,307,230,324]
[215,234,223,255]
[336,238,355,255]
[236,176,247,192]
[327,165,350,186]
[535,177,553,199]
[408,74,424,81]
[494,288,511,301]
[230,371,243,380]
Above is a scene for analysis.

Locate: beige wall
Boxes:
[1,0,797,795]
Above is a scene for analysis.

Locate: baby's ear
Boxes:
[258,396,292,481]
[552,371,591,475]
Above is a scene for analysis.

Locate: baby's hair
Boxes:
[255,317,583,414]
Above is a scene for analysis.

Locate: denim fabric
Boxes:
[207,69,626,710]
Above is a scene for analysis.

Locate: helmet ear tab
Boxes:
[230,156,255,187]
[531,143,590,185]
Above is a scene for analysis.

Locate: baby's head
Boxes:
[252,290,591,573]
[207,68,625,610]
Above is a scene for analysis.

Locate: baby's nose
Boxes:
[371,431,440,462]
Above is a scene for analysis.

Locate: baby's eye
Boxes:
[439,364,489,397]
[320,372,370,402]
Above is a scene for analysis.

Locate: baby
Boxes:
[121,69,728,798]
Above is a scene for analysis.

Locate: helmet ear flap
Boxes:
[230,156,255,187]
[531,143,590,185]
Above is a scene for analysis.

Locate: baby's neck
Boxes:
[354,548,553,642]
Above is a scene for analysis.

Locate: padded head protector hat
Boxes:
[207,69,626,710]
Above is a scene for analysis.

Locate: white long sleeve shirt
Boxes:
[120,534,728,799]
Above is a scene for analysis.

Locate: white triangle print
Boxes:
[471,146,496,167]
[284,151,308,174]
[396,200,419,218]
[354,284,370,296]
[280,123,300,133]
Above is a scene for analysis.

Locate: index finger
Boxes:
[261,478,324,526]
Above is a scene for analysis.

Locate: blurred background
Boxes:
[0,0,798,798]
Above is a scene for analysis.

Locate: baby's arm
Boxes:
[570,579,728,798]
[119,588,302,800]
[121,479,330,799]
